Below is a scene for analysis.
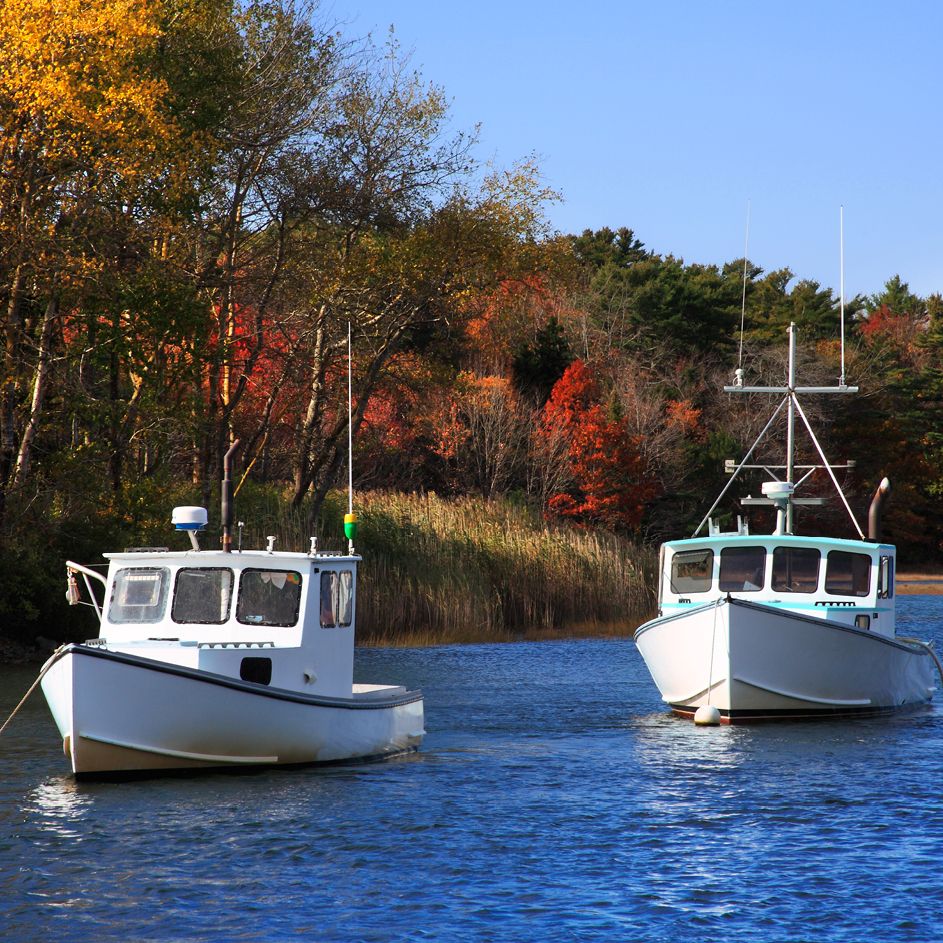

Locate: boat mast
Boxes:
[703,323,863,539]
[786,325,796,532]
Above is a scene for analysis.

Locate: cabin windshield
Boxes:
[665,542,880,600]
[771,547,820,594]
[719,547,766,592]
[172,568,233,624]
[236,569,302,627]
[109,567,170,623]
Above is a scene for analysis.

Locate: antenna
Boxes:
[839,205,846,386]
[347,321,353,518]
[737,200,751,381]
[344,322,358,554]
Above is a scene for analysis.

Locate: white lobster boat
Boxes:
[635,323,939,723]
[40,454,423,776]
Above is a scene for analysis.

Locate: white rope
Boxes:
[706,597,721,706]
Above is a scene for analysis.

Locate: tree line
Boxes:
[2,0,942,642]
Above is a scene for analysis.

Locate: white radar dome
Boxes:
[172,506,208,531]
[761,481,795,502]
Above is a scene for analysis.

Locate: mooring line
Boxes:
[0,647,63,739]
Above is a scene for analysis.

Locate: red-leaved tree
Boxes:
[538,360,655,530]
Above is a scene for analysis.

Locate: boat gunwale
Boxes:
[635,595,931,656]
[46,643,423,710]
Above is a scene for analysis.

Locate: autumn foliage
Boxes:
[3,0,943,649]
[539,361,655,530]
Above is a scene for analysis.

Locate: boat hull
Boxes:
[635,598,936,722]
[40,645,424,776]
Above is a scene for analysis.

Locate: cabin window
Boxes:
[771,547,821,594]
[320,570,354,627]
[670,550,713,594]
[825,551,871,597]
[172,568,233,624]
[719,546,766,592]
[109,567,170,624]
[879,555,894,600]
[236,569,302,627]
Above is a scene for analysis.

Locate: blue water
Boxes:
[3,596,943,942]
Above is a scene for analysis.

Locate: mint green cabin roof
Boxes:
[664,533,894,554]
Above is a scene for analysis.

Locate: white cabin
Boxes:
[658,534,896,636]
[85,547,361,698]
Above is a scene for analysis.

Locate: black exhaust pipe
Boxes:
[868,477,891,542]
[221,439,241,553]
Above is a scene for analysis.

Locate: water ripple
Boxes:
[3,599,943,940]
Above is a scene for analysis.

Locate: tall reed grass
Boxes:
[235,487,657,646]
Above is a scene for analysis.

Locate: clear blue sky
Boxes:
[327,0,942,302]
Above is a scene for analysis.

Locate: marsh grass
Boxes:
[234,487,657,646]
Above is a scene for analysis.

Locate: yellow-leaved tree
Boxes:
[0,0,221,507]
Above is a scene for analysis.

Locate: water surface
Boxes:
[3,597,943,941]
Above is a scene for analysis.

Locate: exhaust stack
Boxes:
[221,439,241,553]
[868,477,891,542]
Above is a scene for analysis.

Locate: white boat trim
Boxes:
[660,680,721,703]
[79,732,278,765]
[638,596,930,657]
[50,644,423,710]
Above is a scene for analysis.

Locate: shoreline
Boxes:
[0,621,643,665]
[2,576,939,664]
[896,574,943,595]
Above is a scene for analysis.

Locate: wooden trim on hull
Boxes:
[669,702,928,724]
[69,732,419,781]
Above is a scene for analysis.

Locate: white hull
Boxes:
[41,645,424,776]
[635,598,936,722]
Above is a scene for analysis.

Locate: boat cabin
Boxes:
[658,533,896,636]
[74,546,361,698]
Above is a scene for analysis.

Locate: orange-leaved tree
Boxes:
[538,360,655,530]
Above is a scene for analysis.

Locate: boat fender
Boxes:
[694,705,721,726]
[66,573,81,605]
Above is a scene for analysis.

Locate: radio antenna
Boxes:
[736,200,751,384]
[839,205,846,386]
[347,321,353,516]
[344,322,358,554]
